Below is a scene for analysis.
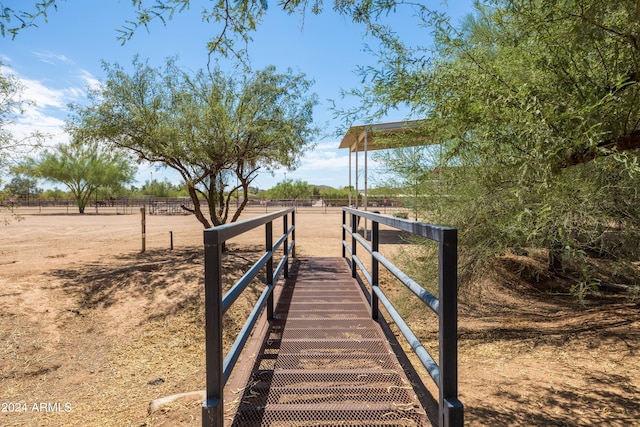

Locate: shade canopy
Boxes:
[338,119,434,211]
[338,119,429,152]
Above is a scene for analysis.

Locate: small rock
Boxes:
[147,377,165,386]
[148,390,206,414]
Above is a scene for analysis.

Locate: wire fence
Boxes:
[1,196,411,216]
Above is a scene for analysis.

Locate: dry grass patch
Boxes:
[0,244,268,426]
[2,211,640,426]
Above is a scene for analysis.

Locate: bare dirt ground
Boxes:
[0,206,639,426]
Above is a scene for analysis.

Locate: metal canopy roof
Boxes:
[338,119,429,152]
[339,119,433,209]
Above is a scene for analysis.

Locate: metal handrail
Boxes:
[202,207,295,426]
[342,206,464,427]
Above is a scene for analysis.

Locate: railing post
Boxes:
[266,221,274,320]
[291,210,296,259]
[341,210,346,258]
[371,220,379,321]
[202,230,223,427]
[283,214,289,278]
[351,213,357,278]
[439,228,463,427]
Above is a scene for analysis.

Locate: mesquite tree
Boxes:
[69,58,318,228]
[26,142,136,213]
[352,0,640,299]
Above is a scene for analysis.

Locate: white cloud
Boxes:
[297,153,348,172]
[1,64,84,150]
[314,141,344,152]
[0,62,17,77]
[295,141,383,173]
[32,51,74,65]
[20,77,79,109]
[251,138,389,188]
[16,108,65,130]
[78,69,102,91]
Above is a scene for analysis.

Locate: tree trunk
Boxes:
[184,183,211,228]
[563,131,640,168]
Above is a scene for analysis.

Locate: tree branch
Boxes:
[562,130,640,168]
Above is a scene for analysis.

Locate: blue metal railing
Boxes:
[202,207,295,426]
[342,207,464,427]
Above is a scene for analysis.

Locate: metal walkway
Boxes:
[225,257,431,426]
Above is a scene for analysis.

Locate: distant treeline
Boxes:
[2,196,408,211]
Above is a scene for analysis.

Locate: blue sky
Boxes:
[2,0,473,190]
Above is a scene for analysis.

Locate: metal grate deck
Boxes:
[226,257,431,426]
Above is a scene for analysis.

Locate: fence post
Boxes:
[202,229,224,427]
[140,206,146,253]
[439,228,463,427]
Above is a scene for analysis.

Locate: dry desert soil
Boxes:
[0,206,639,426]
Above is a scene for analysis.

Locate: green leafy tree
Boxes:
[41,187,68,200]
[1,1,411,64]
[318,186,350,206]
[69,58,318,228]
[27,142,136,213]
[139,179,188,198]
[0,61,44,180]
[373,145,442,220]
[2,173,41,199]
[265,179,312,200]
[1,60,45,222]
[346,0,640,299]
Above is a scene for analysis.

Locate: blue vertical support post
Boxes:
[438,228,464,427]
[266,221,274,320]
[371,219,379,321]
[202,229,223,427]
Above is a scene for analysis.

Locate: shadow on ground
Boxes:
[49,244,268,321]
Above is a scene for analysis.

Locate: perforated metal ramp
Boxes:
[228,257,430,426]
